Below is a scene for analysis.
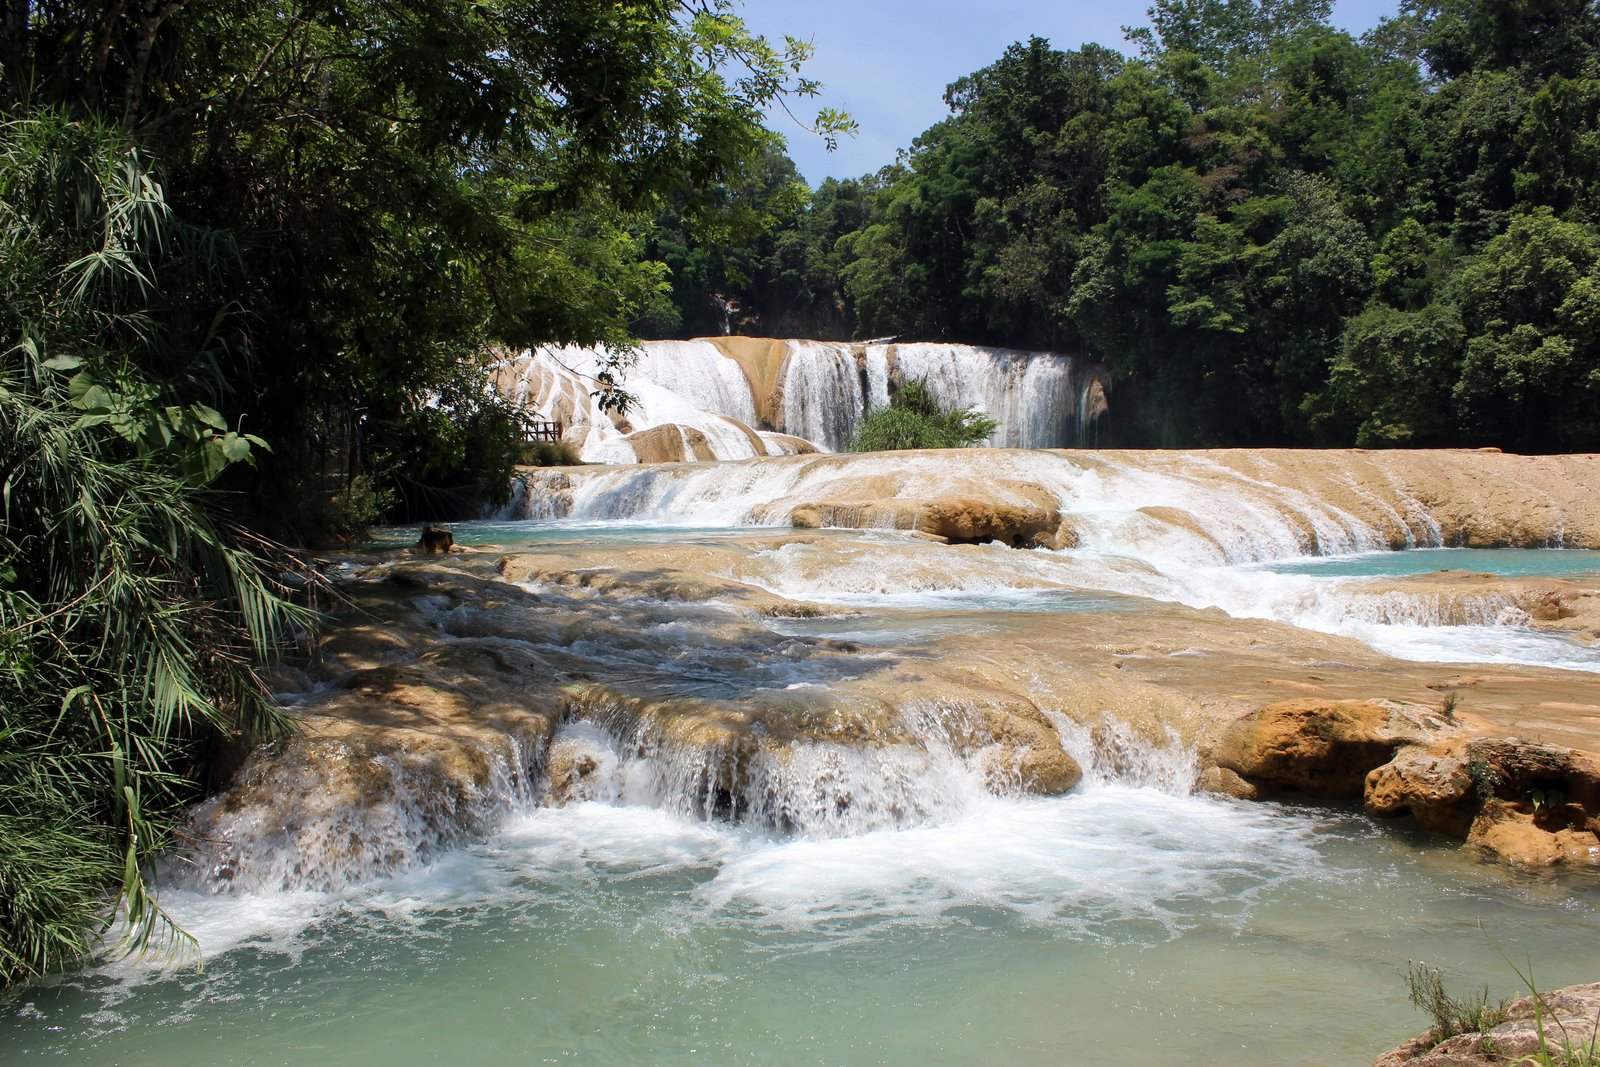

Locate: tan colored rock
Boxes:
[622,424,690,463]
[1450,740,1600,866]
[761,432,819,456]
[1465,740,1600,811]
[1215,699,1462,798]
[1199,765,1266,800]
[789,496,1065,547]
[1360,735,1600,865]
[1466,802,1600,867]
[1365,748,1477,837]
[622,424,720,464]
[916,498,1062,546]
[1372,981,1600,1066]
[970,701,1083,795]
[544,736,609,805]
[704,336,791,428]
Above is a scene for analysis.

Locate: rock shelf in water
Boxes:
[181,448,1600,895]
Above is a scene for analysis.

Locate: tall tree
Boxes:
[4,0,850,529]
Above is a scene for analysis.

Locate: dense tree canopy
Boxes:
[4,0,851,527]
[668,0,1600,450]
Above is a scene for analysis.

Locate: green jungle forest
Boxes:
[2,0,1599,984]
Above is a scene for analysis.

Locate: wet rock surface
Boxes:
[789,495,1071,547]
[189,529,1600,891]
[1374,982,1600,1066]
[189,446,1600,888]
[1213,698,1466,798]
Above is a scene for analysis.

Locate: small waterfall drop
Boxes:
[780,341,867,452]
[176,734,540,894]
[548,700,1015,839]
[1049,715,1200,795]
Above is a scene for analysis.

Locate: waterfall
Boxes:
[628,340,760,426]
[495,339,1107,462]
[779,341,866,452]
[888,342,1079,448]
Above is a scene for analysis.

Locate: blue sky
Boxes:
[737,0,1402,184]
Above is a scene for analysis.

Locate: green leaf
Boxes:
[190,404,228,431]
[72,384,115,412]
[220,432,253,463]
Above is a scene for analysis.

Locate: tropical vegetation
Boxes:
[661,0,1600,451]
[849,379,999,451]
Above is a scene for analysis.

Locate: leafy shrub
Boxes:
[849,378,998,451]
[1,110,307,982]
[518,440,583,466]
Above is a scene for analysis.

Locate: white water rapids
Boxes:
[6,451,1599,1065]
[512,450,1600,673]
[11,709,1598,1065]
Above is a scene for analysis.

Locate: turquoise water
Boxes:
[1257,548,1600,580]
[390,523,1600,582]
[367,520,765,552]
[7,531,1596,1066]
[4,790,1597,1066]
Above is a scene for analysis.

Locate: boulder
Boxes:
[1362,737,1600,866]
[625,424,716,463]
[1365,748,1477,837]
[1466,807,1600,865]
[1213,699,1460,798]
[1199,765,1268,800]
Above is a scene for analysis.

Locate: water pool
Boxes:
[5,782,1596,1066]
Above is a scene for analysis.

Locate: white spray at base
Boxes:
[541,701,1199,839]
[116,710,1251,972]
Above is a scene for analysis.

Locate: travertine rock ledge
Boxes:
[1210,699,1600,865]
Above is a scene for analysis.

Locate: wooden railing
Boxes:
[525,420,564,442]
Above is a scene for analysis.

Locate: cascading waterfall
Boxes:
[545,702,1000,838]
[1049,716,1200,795]
[176,733,542,894]
[511,448,1441,557]
[178,695,1203,898]
[889,342,1082,448]
[507,448,1600,673]
[494,339,1109,461]
[779,341,868,452]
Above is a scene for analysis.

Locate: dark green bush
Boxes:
[849,379,998,452]
[1,110,307,982]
